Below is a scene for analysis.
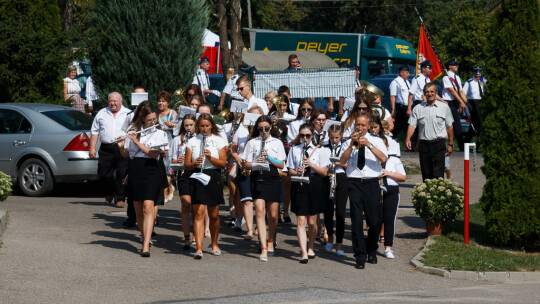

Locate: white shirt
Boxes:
[442,71,463,100]
[242,136,286,165]
[216,124,228,143]
[312,129,329,146]
[286,117,308,145]
[385,135,401,157]
[286,143,330,175]
[124,128,169,159]
[84,76,97,107]
[342,133,388,178]
[384,155,406,186]
[170,134,193,160]
[91,106,131,144]
[389,76,411,106]
[408,100,454,141]
[186,134,227,170]
[325,142,345,174]
[246,95,269,115]
[462,78,484,100]
[122,111,135,132]
[409,74,430,101]
[289,102,300,116]
[222,74,242,100]
[64,77,81,95]
[192,68,221,97]
[232,125,249,156]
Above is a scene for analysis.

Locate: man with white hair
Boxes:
[89,92,131,208]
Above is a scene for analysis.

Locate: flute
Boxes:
[114,125,156,142]
[329,143,336,199]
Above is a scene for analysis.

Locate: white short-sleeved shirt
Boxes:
[324,142,345,174]
[342,133,388,178]
[408,101,454,141]
[222,74,242,100]
[462,78,484,100]
[286,143,330,175]
[64,77,81,94]
[192,68,221,97]
[385,135,401,157]
[232,125,249,156]
[286,117,308,144]
[242,136,286,165]
[186,134,227,170]
[409,74,430,101]
[124,128,169,159]
[85,76,97,106]
[442,71,463,100]
[91,106,131,144]
[247,95,269,115]
[169,134,193,160]
[384,155,406,186]
[389,76,411,106]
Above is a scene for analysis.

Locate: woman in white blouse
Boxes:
[287,98,315,146]
[184,114,228,259]
[63,65,85,112]
[118,103,169,257]
[241,115,286,262]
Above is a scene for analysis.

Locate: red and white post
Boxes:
[463,143,476,244]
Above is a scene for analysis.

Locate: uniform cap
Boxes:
[446,59,459,66]
[399,65,409,72]
[420,60,432,68]
[238,64,250,74]
[199,56,210,64]
[473,66,482,74]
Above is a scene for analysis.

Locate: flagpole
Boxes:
[414,7,447,74]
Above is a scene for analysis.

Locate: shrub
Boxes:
[480,0,540,248]
[0,171,12,202]
[412,178,464,223]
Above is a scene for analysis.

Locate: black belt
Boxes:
[420,138,445,144]
[397,104,408,107]
[349,177,379,183]
[231,97,243,101]
[100,142,117,147]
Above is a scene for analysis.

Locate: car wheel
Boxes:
[18,158,54,197]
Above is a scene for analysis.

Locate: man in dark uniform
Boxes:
[462,66,484,139]
[193,56,221,102]
[390,65,411,139]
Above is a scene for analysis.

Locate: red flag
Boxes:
[416,26,444,80]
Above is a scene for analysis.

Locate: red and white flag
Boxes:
[416,26,444,80]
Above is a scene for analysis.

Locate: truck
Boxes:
[248,29,417,80]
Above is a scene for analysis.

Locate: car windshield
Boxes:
[41,110,93,131]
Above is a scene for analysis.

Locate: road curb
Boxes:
[410,236,540,282]
[0,209,8,238]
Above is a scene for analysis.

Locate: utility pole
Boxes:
[247,0,253,47]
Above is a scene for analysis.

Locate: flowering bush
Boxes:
[0,171,12,202]
[412,178,464,222]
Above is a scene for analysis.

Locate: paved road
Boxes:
[1,152,538,303]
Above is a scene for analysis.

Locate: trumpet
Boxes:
[114,124,157,142]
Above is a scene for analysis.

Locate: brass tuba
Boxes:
[360,80,384,103]
[173,88,189,111]
[268,95,284,119]
[372,103,387,121]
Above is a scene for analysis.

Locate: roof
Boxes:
[242,51,338,71]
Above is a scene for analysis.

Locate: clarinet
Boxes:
[257,134,266,182]
[199,134,207,173]
[329,143,337,199]
[299,140,309,186]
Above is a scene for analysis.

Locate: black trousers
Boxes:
[97,143,128,202]
[382,185,400,247]
[393,104,408,139]
[419,139,446,181]
[348,178,381,263]
[447,100,464,150]
[463,99,482,144]
[324,173,348,244]
[407,100,422,149]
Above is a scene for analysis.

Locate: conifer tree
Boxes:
[89,0,208,109]
[0,0,69,104]
[480,0,539,247]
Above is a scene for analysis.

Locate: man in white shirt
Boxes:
[219,64,250,111]
[236,75,269,115]
[389,65,411,139]
[462,66,484,136]
[85,76,97,113]
[193,56,221,101]
[340,112,387,270]
[441,59,467,150]
[89,92,131,208]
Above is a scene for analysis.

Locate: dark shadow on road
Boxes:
[399,215,425,230]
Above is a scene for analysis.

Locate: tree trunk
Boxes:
[58,0,72,32]
[217,0,243,76]
[229,0,243,70]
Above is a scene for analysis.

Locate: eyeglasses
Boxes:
[358,107,368,111]
[237,86,247,92]
[315,118,327,122]
[301,108,312,112]
[258,126,271,132]
[145,118,157,123]
[187,94,194,98]
[299,134,312,139]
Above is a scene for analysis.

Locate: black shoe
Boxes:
[123,220,136,228]
[152,231,156,237]
[299,258,308,264]
[140,251,150,258]
[284,216,292,225]
[355,261,365,269]
[367,253,378,264]
[308,254,316,259]
[278,217,283,224]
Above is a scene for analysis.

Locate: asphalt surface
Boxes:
[1,151,539,303]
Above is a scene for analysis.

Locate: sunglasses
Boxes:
[258,126,271,132]
[299,134,312,139]
[187,93,194,97]
[237,86,247,92]
[301,108,312,112]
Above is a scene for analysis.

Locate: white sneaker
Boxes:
[384,248,395,259]
[325,243,333,252]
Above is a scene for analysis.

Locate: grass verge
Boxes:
[421,203,540,272]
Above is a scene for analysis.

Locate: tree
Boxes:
[88,0,208,109]
[0,0,70,104]
[217,0,244,74]
[479,0,539,248]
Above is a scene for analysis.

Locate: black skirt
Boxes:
[128,157,162,202]
[291,173,328,216]
[250,165,281,202]
[177,169,193,197]
[189,168,225,206]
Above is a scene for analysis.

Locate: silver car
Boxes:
[0,103,99,196]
